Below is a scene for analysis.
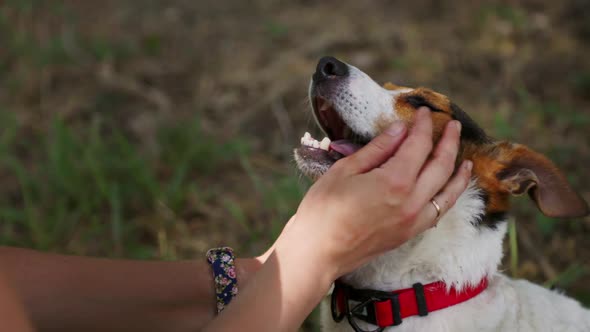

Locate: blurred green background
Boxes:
[1,0,589,329]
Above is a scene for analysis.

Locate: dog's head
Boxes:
[294,56,589,222]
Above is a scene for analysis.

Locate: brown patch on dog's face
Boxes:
[374,86,454,142]
[399,88,453,114]
[383,82,411,91]
[377,85,490,145]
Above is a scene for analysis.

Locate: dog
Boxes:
[294,56,590,332]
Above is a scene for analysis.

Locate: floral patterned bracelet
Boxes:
[206,247,238,313]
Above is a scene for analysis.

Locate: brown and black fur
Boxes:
[383,84,589,227]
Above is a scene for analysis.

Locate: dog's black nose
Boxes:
[313,56,348,82]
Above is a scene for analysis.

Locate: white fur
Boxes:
[317,64,412,140]
[293,150,330,180]
[340,182,502,292]
[321,184,590,331]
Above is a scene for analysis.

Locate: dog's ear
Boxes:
[496,144,589,218]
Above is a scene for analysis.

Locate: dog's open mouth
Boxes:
[298,96,367,168]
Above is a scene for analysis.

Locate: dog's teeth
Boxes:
[319,137,331,151]
[301,132,330,150]
[302,135,314,148]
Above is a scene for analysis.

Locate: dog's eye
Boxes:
[405,95,444,113]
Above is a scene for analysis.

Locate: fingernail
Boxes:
[385,121,405,136]
[417,107,430,117]
[464,160,473,172]
[454,121,462,133]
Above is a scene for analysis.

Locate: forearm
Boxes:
[0,246,261,332]
[203,228,334,331]
[0,266,33,332]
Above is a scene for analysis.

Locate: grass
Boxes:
[508,218,519,277]
[0,0,308,296]
[544,264,589,289]
[0,3,138,73]
[0,109,303,258]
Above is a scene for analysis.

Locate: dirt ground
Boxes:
[1,0,590,329]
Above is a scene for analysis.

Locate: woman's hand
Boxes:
[205,107,472,331]
[277,107,472,281]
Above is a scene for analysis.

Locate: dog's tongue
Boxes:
[329,140,362,156]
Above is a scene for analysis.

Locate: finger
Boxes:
[381,108,434,181]
[409,120,461,206]
[409,160,473,233]
[343,121,407,174]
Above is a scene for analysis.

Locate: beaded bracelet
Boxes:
[206,247,238,313]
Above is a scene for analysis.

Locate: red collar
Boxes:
[331,278,488,332]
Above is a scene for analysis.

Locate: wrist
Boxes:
[274,226,337,291]
[234,258,263,288]
[202,247,333,331]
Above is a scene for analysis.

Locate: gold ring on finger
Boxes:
[430,198,442,223]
